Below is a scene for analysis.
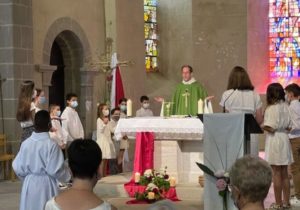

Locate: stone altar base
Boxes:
[94,173,204,210]
[154,140,204,184]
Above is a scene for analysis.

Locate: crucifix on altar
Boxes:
[85,37,134,104]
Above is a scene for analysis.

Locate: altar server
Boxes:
[61,93,84,143]
[136,95,154,117]
[12,110,71,210]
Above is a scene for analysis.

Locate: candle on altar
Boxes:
[148,192,155,200]
[134,172,140,183]
[198,99,204,114]
[127,99,132,117]
[169,177,176,187]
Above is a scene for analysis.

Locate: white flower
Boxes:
[144,169,153,177]
[214,170,225,178]
[224,172,229,178]
[146,183,158,191]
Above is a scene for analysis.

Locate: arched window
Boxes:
[144,0,158,72]
[269,0,300,84]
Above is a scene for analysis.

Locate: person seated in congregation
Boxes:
[45,139,113,210]
[155,64,208,116]
[220,66,263,156]
[229,155,272,210]
[96,103,116,177]
[136,95,154,117]
[13,110,71,210]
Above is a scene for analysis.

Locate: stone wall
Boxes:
[0,0,34,152]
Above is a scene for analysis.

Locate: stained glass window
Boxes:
[269,0,300,83]
[144,0,158,72]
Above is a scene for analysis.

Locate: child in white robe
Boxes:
[136,95,154,117]
[12,110,71,210]
[61,93,84,144]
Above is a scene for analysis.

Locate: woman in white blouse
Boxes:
[220,66,263,156]
[45,139,112,210]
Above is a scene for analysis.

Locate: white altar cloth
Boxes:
[114,117,203,141]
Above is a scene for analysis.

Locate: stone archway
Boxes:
[38,17,97,137]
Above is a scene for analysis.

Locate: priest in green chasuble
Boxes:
[155,65,208,116]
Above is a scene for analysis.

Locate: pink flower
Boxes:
[216,178,227,191]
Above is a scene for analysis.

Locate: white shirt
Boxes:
[288,100,300,139]
[49,119,68,146]
[61,107,84,141]
[136,107,154,117]
[45,198,111,210]
[220,89,262,114]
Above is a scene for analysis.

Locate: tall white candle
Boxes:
[198,99,204,114]
[127,99,132,117]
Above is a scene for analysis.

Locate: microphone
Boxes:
[223,89,236,113]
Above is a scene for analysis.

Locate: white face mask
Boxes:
[142,103,150,109]
[102,109,110,116]
[70,101,78,108]
[56,111,61,117]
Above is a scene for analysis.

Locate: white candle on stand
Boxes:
[134,172,140,183]
[198,99,204,114]
[127,99,132,117]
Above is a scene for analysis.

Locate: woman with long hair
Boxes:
[220,66,263,156]
[16,80,36,143]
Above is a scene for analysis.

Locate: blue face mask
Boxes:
[39,96,46,105]
[71,101,78,108]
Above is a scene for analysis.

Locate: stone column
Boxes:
[80,68,100,138]
[35,64,57,103]
[0,0,33,153]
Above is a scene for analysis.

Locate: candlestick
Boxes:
[127,99,132,117]
[169,177,176,187]
[134,172,140,183]
[198,99,204,114]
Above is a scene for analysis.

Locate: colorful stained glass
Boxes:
[144,0,158,72]
[269,0,300,83]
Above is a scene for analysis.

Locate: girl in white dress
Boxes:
[97,104,116,177]
[263,83,293,210]
[45,139,111,210]
[220,66,263,156]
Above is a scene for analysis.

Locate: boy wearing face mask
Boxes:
[136,95,154,117]
[61,93,84,144]
[119,98,127,118]
[285,83,300,206]
[49,104,67,150]
[96,104,116,177]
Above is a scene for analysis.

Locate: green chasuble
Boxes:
[165,81,207,116]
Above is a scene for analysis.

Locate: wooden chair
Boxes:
[0,134,15,181]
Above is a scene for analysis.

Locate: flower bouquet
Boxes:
[196,162,230,210]
[134,167,172,203]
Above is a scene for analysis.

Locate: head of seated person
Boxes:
[54,139,105,210]
[229,155,272,210]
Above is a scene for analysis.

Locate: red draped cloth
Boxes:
[124,132,180,203]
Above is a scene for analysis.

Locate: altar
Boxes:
[114,117,204,184]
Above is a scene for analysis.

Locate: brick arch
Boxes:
[42,17,91,64]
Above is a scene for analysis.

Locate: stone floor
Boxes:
[1,179,300,210]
